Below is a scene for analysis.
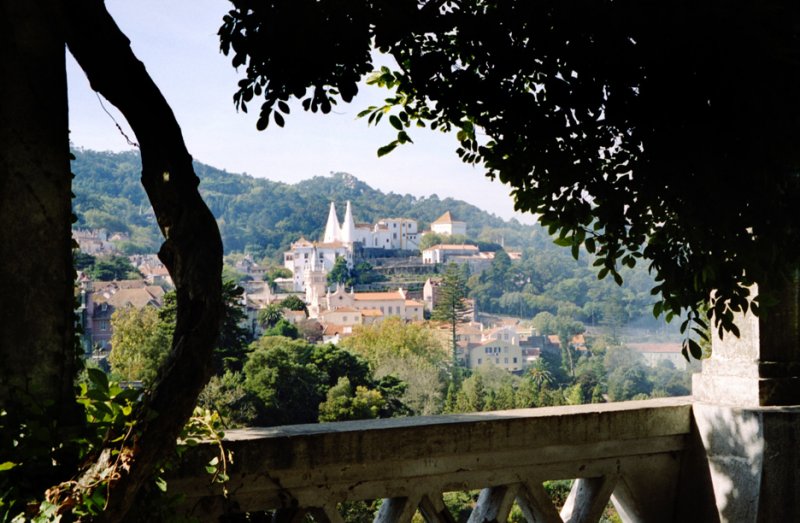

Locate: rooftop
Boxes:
[354,291,405,301]
[425,244,480,251]
[431,211,464,225]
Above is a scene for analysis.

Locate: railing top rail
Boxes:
[224,396,694,442]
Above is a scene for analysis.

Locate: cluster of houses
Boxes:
[77,278,165,355]
[73,228,129,255]
[75,202,683,373]
[283,202,516,293]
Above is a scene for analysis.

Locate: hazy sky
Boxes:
[66,0,531,222]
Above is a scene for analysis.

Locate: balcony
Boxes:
[170,295,800,522]
[170,397,718,522]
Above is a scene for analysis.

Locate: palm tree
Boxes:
[258,303,284,329]
[528,360,554,391]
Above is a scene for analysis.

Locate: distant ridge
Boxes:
[71,148,545,258]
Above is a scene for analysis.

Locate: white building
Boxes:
[355,218,419,250]
[283,235,351,293]
[422,244,480,264]
[284,201,420,293]
[322,285,424,323]
[464,325,524,372]
[468,339,524,372]
[430,211,467,236]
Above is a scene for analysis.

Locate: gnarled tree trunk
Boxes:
[65,1,223,520]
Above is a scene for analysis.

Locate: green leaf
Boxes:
[389,115,403,130]
[155,476,167,492]
[87,368,109,392]
[377,142,398,157]
[652,301,663,318]
[687,338,703,359]
[690,326,708,340]
[0,461,16,472]
[553,237,572,247]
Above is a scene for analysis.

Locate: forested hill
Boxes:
[71,148,547,257]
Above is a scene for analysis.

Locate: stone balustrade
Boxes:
[170,397,716,522]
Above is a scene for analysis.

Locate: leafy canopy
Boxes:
[219,1,800,355]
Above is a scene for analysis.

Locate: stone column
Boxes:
[692,278,800,522]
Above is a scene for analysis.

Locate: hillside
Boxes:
[71,148,678,338]
[71,148,546,257]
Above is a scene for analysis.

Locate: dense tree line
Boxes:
[468,247,660,332]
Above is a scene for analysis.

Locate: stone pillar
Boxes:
[692,279,800,522]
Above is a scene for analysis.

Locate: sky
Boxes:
[66,0,532,223]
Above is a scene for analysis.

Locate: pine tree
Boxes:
[431,263,469,379]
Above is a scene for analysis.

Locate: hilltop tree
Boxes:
[242,337,404,425]
[340,317,448,414]
[108,305,169,385]
[258,303,285,329]
[212,282,252,373]
[88,255,141,281]
[263,318,299,339]
[159,282,251,375]
[220,1,800,355]
[280,294,309,313]
[340,316,447,367]
[327,255,351,287]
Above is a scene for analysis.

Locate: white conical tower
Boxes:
[341,201,356,244]
[323,202,340,243]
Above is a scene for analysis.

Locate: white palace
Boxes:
[283,201,420,293]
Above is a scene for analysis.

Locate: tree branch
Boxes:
[64,1,223,520]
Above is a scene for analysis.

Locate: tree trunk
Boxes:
[0,0,80,490]
[65,1,223,520]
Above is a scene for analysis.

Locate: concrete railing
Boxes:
[170,397,716,522]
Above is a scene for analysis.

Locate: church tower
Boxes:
[304,246,328,315]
